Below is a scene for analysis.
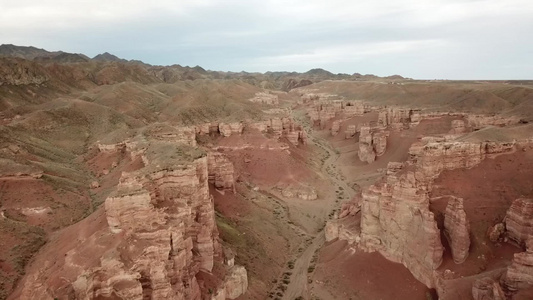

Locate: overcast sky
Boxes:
[1,0,532,79]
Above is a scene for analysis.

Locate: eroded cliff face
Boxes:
[196,117,307,146]
[444,197,471,264]
[12,142,247,300]
[377,108,414,130]
[304,97,366,128]
[502,239,533,295]
[358,126,376,163]
[208,152,236,193]
[100,157,217,299]
[331,120,340,136]
[360,169,444,287]
[360,139,518,287]
[219,123,244,137]
[358,126,388,163]
[248,92,279,105]
[472,277,506,300]
[505,198,533,246]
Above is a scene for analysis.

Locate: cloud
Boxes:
[0,0,532,79]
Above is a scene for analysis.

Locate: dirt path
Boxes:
[278,110,355,300]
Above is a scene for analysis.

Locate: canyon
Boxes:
[1,46,533,300]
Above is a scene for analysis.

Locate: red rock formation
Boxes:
[472,277,505,300]
[487,223,505,243]
[358,126,376,163]
[248,92,279,105]
[306,100,340,128]
[505,198,533,246]
[331,120,340,136]
[360,139,520,287]
[502,239,533,294]
[219,122,244,137]
[444,197,471,264]
[377,107,412,130]
[345,124,357,139]
[300,93,319,103]
[224,266,249,299]
[299,130,308,145]
[270,118,283,136]
[361,173,444,287]
[450,120,466,134]
[13,144,247,299]
[153,125,197,147]
[343,101,365,117]
[372,131,388,157]
[358,127,388,163]
[466,114,520,129]
[207,152,236,193]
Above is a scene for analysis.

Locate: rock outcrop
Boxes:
[358,126,376,163]
[0,57,49,85]
[145,124,197,147]
[360,139,519,287]
[194,118,307,146]
[472,277,505,300]
[208,152,236,193]
[345,125,357,139]
[502,239,533,294]
[487,223,505,243]
[444,197,471,264]
[13,143,247,299]
[343,101,365,117]
[466,114,520,129]
[372,131,388,157]
[331,120,340,136]
[219,122,244,137]
[358,127,388,163]
[377,108,413,130]
[248,92,279,105]
[450,120,466,134]
[101,153,219,299]
[224,266,248,299]
[505,198,533,246]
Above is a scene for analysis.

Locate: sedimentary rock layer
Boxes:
[360,139,518,287]
[505,198,533,246]
[444,197,471,264]
[13,144,247,300]
[208,152,236,193]
[502,239,533,293]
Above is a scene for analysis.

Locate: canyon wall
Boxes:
[502,239,533,295]
[12,140,247,300]
[208,152,236,193]
[196,117,307,146]
[360,139,519,287]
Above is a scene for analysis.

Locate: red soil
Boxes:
[312,240,432,300]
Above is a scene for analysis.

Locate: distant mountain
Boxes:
[0,44,54,60]
[92,52,126,62]
[304,68,334,77]
[35,52,90,63]
[0,44,410,91]
[0,44,91,63]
